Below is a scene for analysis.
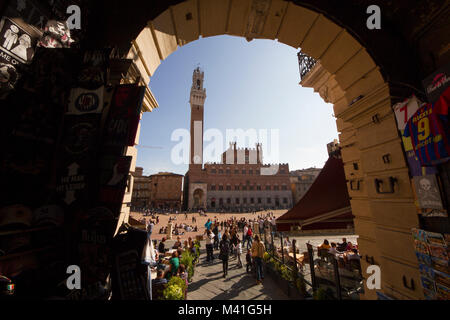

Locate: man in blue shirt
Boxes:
[205,218,212,231]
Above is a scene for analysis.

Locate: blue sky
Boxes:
[137,35,338,176]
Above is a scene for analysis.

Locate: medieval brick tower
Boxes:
[189,67,206,172]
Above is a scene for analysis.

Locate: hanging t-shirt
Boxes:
[403,87,450,166]
[394,95,422,130]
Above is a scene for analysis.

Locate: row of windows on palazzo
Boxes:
[208,168,287,175]
[209,197,290,205]
[209,184,289,191]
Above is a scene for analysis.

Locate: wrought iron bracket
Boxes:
[375,177,397,194]
[402,276,415,291]
[298,51,316,81]
[365,255,375,265]
[372,114,380,124]
[349,179,361,191]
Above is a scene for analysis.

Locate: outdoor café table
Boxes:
[165,249,176,257]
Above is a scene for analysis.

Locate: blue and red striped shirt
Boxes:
[403,87,450,166]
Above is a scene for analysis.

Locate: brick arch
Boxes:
[103,0,423,300]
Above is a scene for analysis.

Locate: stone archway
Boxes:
[78,0,449,300]
[119,0,423,300]
[188,182,207,209]
[193,189,204,207]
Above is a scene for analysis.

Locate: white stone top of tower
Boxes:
[190,67,206,106]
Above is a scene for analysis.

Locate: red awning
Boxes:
[276,156,353,230]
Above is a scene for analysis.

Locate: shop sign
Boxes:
[0,17,39,98]
[423,62,450,103]
[0,17,37,64]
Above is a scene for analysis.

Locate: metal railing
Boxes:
[298,50,317,81]
[262,225,363,300]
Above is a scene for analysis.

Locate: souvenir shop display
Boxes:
[412,228,450,300]
[102,84,146,149]
[399,64,450,300]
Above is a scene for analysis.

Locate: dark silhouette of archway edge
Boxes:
[86,0,425,95]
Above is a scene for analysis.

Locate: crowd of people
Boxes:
[200,212,277,285]
[147,209,360,299]
[150,235,199,299]
[157,222,198,235]
[317,237,361,269]
[140,209,279,242]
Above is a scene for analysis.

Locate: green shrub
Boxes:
[274,260,282,273]
[296,278,306,295]
[169,275,187,292]
[194,240,201,259]
[162,276,187,300]
[280,265,292,281]
[162,284,184,300]
[180,251,195,282]
[313,287,334,300]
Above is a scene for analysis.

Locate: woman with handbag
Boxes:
[219,234,230,278]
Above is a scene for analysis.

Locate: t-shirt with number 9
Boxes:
[403,87,450,166]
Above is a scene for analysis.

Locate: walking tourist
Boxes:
[219,234,230,278]
[236,238,243,268]
[251,235,265,285]
[243,224,248,246]
[246,225,253,250]
[205,218,212,231]
[213,223,219,250]
[205,229,215,262]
